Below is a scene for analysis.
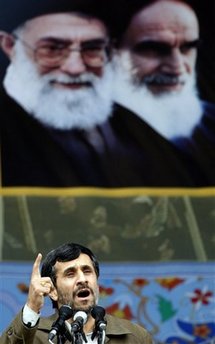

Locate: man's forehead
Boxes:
[124,14,198,46]
[130,28,198,46]
[125,0,198,41]
[54,254,94,272]
[22,13,107,42]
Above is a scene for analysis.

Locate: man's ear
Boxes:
[49,286,58,302]
[0,31,16,59]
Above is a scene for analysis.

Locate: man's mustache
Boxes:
[139,73,187,86]
[45,73,98,86]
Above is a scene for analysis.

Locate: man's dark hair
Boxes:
[41,242,100,308]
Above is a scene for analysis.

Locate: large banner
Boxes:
[0,0,214,188]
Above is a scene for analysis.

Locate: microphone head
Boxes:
[90,306,106,340]
[91,306,106,320]
[59,305,74,321]
[73,311,88,324]
[48,305,74,342]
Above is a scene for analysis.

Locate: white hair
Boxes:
[4,40,114,130]
[113,52,203,139]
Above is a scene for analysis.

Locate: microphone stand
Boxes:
[71,327,87,344]
[90,306,107,344]
[48,305,73,344]
[91,320,106,344]
[73,331,85,344]
[97,321,106,344]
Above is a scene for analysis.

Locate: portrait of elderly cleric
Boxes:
[0,0,213,187]
[113,0,215,184]
[0,242,153,343]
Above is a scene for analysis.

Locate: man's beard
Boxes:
[4,41,114,130]
[56,284,99,314]
[113,52,203,140]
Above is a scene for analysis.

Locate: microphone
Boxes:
[91,306,107,342]
[71,311,88,333]
[48,305,73,343]
[91,305,106,328]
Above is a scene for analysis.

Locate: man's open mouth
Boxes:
[76,289,90,299]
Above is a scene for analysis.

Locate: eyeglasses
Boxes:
[14,35,111,68]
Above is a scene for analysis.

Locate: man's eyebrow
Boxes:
[62,266,76,275]
[37,37,71,45]
[133,40,171,51]
[37,37,108,46]
[81,38,109,47]
[80,264,94,270]
[133,39,200,51]
[181,39,201,49]
[62,264,93,275]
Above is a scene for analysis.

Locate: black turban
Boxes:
[0,0,106,32]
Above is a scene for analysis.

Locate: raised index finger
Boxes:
[31,253,43,278]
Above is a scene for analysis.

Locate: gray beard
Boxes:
[4,41,114,130]
[113,53,203,140]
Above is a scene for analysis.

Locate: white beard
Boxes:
[113,52,203,140]
[4,41,114,130]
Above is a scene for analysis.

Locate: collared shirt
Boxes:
[23,304,40,328]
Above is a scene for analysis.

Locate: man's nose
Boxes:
[162,48,185,75]
[77,271,87,283]
[60,51,87,75]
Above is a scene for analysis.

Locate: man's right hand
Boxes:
[27,253,54,313]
